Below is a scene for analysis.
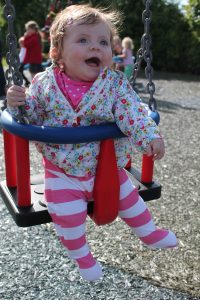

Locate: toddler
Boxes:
[7,4,177,282]
[112,35,124,71]
[119,36,134,80]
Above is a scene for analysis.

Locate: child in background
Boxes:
[23,20,43,79]
[7,4,177,282]
[119,36,134,80]
[113,35,122,56]
[112,35,124,71]
[18,37,30,87]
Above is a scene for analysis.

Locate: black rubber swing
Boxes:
[0,0,161,227]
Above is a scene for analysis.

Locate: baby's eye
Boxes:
[100,40,109,46]
[79,38,87,44]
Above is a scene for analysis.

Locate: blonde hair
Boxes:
[49,4,123,64]
[122,37,134,50]
[25,20,39,32]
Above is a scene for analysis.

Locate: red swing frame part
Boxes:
[0,129,161,227]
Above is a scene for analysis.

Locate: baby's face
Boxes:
[60,21,113,81]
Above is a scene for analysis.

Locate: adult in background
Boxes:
[23,21,43,79]
[0,38,6,98]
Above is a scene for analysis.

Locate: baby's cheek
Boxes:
[104,50,113,67]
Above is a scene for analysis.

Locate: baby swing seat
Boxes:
[0,110,161,227]
[0,0,161,227]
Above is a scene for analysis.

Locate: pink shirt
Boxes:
[54,67,93,109]
[46,68,94,178]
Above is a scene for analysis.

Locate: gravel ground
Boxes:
[0,71,200,300]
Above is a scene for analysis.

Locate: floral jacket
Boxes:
[9,66,161,177]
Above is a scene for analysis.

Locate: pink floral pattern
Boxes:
[9,66,161,177]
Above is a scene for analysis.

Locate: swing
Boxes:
[0,0,161,227]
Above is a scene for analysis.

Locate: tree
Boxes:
[8,0,50,35]
[184,0,200,73]
[185,0,200,35]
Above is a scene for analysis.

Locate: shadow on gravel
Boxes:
[134,81,200,113]
[153,72,200,83]
[141,96,197,113]
[137,70,200,83]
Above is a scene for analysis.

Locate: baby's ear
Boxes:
[49,47,59,61]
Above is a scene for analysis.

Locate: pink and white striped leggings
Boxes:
[44,166,177,281]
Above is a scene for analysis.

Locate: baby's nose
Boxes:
[89,43,100,51]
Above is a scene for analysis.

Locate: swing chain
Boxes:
[4,0,29,124]
[130,0,157,111]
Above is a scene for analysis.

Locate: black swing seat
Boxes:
[0,168,161,227]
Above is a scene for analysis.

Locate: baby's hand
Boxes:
[145,138,165,161]
[7,85,26,107]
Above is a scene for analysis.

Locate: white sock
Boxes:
[79,262,103,281]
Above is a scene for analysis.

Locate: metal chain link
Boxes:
[4,0,29,123]
[130,0,157,111]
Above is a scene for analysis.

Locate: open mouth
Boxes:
[85,57,101,67]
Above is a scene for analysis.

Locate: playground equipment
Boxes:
[0,0,161,227]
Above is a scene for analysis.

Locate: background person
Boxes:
[23,20,43,79]
[112,35,124,71]
[118,36,134,80]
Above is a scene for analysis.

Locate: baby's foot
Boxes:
[79,261,103,281]
[140,229,178,249]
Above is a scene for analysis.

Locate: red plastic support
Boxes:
[91,139,120,226]
[141,154,154,184]
[15,136,31,207]
[2,129,17,187]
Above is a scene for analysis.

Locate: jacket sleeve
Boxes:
[7,72,48,125]
[22,72,48,124]
[23,34,38,49]
[113,72,161,153]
